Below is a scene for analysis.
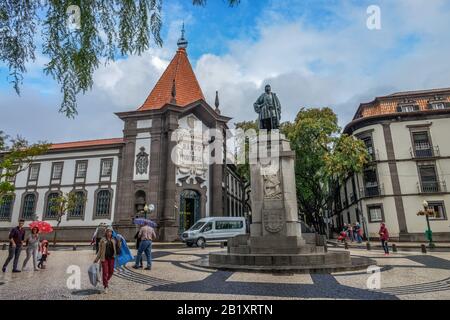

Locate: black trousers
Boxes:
[260,118,279,130]
[381,240,389,254]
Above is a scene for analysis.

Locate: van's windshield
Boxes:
[189,221,206,231]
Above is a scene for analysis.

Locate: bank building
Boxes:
[0,31,246,242]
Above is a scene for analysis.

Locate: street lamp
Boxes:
[143,204,149,219]
[419,200,435,248]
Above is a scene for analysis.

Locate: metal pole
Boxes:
[356,174,370,245]
[426,214,434,247]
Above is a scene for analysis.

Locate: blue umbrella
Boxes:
[112,230,134,268]
[133,218,157,228]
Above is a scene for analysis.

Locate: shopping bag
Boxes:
[88,263,100,287]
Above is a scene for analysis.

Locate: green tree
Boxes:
[0,131,50,202]
[49,191,86,246]
[0,0,240,118]
[234,120,258,216]
[284,108,368,233]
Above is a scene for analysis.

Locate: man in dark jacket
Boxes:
[2,219,26,272]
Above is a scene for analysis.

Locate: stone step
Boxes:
[209,251,351,267]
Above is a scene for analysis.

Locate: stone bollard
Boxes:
[220,242,224,248]
[366,242,371,251]
[73,245,77,251]
[344,242,349,250]
[392,244,397,253]
[421,244,427,254]
[2,243,6,250]
[201,242,206,249]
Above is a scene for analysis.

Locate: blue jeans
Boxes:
[3,245,22,271]
[135,240,152,268]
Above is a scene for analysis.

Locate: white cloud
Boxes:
[1,0,450,142]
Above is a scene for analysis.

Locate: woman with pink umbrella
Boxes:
[22,226,41,271]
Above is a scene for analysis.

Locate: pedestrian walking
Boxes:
[2,219,26,273]
[134,229,143,268]
[91,223,107,254]
[37,240,50,269]
[22,227,41,271]
[347,224,354,242]
[94,226,121,293]
[354,222,363,243]
[379,223,390,255]
[133,222,156,270]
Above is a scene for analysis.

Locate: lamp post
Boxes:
[421,200,435,248]
[143,204,149,219]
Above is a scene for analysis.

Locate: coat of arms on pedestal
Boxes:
[263,209,285,233]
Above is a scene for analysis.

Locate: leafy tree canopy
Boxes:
[0,0,240,117]
[0,131,50,200]
[285,107,368,231]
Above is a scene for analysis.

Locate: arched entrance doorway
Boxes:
[179,190,201,234]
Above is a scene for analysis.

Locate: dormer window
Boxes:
[397,104,420,113]
[427,95,449,110]
[429,102,448,110]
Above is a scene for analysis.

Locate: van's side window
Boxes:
[202,222,213,232]
[216,221,243,230]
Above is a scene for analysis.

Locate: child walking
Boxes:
[38,240,50,269]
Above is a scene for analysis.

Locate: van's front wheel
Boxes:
[196,237,206,248]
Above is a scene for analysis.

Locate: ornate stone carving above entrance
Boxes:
[135,147,149,175]
[174,116,208,187]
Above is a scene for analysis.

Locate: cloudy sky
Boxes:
[1,0,450,144]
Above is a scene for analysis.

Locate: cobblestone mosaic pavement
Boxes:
[1,246,450,300]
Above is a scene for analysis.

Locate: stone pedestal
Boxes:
[248,135,305,254]
[200,134,374,272]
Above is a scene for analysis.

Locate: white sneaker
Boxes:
[103,287,109,294]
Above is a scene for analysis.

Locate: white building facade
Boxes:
[332,88,450,241]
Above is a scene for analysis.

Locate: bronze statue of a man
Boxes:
[254,84,281,130]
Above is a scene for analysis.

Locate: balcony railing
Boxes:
[418,181,447,193]
[360,183,384,198]
[366,148,380,162]
[410,144,440,158]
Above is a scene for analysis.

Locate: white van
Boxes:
[180,217,247,247]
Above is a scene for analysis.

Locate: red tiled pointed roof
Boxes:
[138,48,205,111]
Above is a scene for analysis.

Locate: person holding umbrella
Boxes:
[133,221,157,270]
[22,226,41,271]
[133,218,157,268]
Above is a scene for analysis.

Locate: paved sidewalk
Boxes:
[328,240,450,252]
[2,247,450,300]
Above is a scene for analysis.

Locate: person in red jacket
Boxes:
[378,223,390,255]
